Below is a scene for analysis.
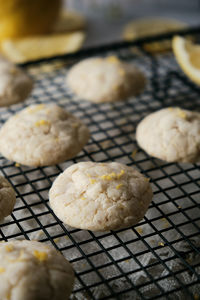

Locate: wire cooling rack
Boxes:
[0,29,200,299]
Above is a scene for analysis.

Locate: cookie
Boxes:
[136,107,200,163]
[0,175,16,220]
[66,56,146,103]
[0,56,33,106]
[49,162,153,231]
[0,104,90,166]
[0,240,74,300]
[123,18,187,53]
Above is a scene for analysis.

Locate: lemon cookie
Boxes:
[0,175,16,220]
[136,107,200,163]
[0,56,33,106]
[0,240,74,300]
[0,104,90,166]
[172,36,200,85]
[49,162,153,231]
[66,56,146,103]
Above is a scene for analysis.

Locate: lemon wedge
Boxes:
[1,32,85,63]
[172,35,200,85]
[0,0,61,40]
[53,11,87,33]
[123,18,187,53]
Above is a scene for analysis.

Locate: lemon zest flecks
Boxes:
[136,227,143,234]
[116,183,123,190]
[100,169,125,181]
[90,179,96,184]
[81,196,86,200]
[107,55,120,64]
[5,245,14,252]
[35,119,50,127]
[0,267,5,273]
[177,108,187,119]
[33,250,48,262]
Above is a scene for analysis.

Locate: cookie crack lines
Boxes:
[49,162,153,231]
[66,56,146,103]
[0,104,90,167]
[136,107,200,163]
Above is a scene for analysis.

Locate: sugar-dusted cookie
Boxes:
[0,240,74,300]
[0,56,33,106]
[0,104,90,166]
[66,56,146,103]
[0,175,16,220]
[49,162,153,231]
[136,107,200,163]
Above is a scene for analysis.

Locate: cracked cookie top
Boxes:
[49,162,153,231]
[136,107,200,163]
[66,56,146,103]
[0,104,90,166]
[0,240,74,300]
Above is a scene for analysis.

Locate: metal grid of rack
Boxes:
[0,30,200,299]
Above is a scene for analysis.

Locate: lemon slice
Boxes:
[0,0,61,40]
[172,35,200,85]
[53,11,87,33]
[123,18,187,53]
[1,32,85,63]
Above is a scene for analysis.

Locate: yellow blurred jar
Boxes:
[0,0,62,40]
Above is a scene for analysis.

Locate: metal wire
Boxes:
[0,31,200,299]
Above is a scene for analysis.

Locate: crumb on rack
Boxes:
[131,149,137,159]
[158,242,165,247]
[53,238,60,243]
[136,227,143,234]
[161,218,170,228]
